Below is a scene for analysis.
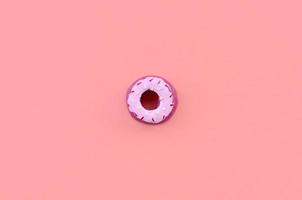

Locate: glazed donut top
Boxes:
[127,76,177,124]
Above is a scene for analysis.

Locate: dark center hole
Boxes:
[140,90,160,110]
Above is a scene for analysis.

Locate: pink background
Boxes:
[0,0,302,199]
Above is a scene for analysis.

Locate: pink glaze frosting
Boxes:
[127,76,177,124]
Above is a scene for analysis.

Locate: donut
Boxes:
[126,75,177,124]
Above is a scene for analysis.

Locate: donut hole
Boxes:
[140,90,160,110]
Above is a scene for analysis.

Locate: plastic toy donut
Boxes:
[126,75,177,124]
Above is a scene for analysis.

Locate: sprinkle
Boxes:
[149,78,154,82]
[136,82,142,86]
[165,84,172,92]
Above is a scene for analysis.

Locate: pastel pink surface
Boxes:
[0,0,302,200]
